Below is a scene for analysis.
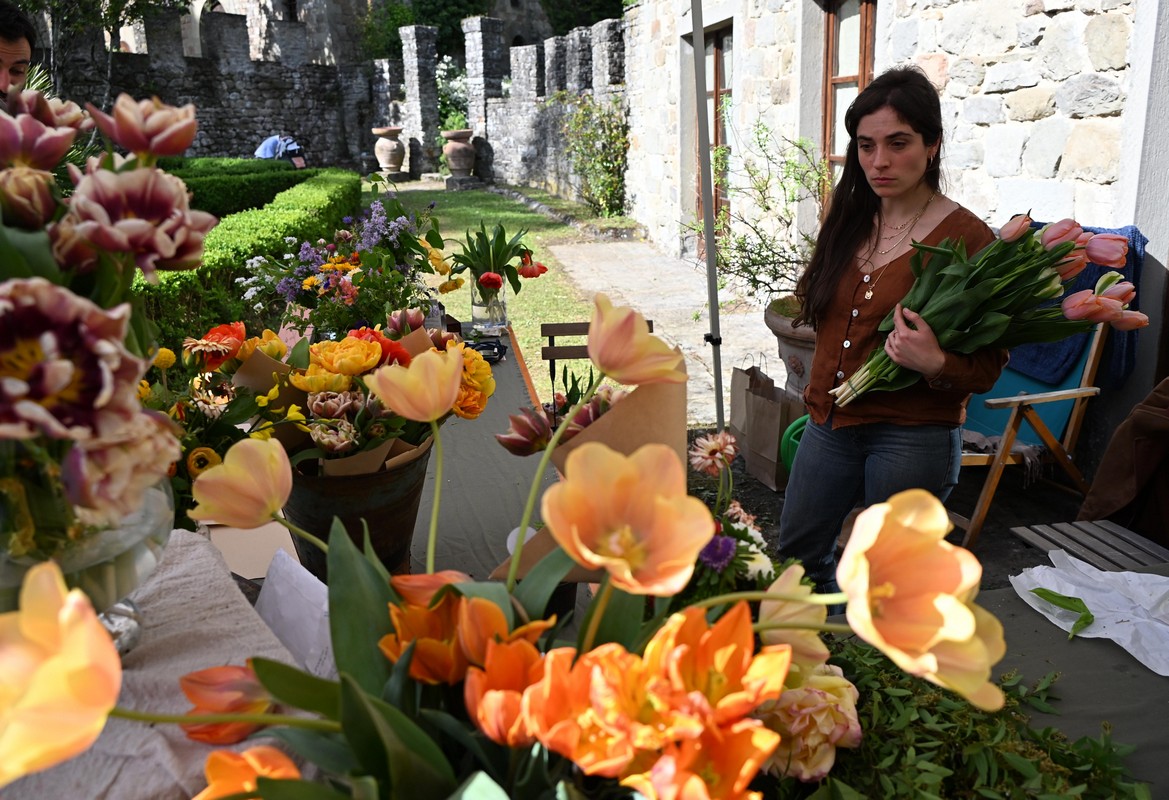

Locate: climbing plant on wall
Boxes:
[559,92,629,217]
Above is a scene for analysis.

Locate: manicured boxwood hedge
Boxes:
[136,168,362,355]
[182,169,321,217]
[159,156,296,176]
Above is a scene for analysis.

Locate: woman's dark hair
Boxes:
[795,65,943,329]
[0,0,36,50]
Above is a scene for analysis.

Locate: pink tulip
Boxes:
[1112,310,1149,331]
[1084,233,1128,269]
[997,212,1032,242]
[386,307,426,335]
[0,111,76,170]
[495,406,553,456]
[1040,218,1083,249]
[1055,252,1088,282]
[1060,289,1124,323]
[86,94,197,161]
[1099,280,1136,305]
[7,90,94,133]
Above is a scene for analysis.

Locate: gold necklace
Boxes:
[873,192,936,256]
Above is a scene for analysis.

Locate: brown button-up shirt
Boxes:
[805,206,1007,429]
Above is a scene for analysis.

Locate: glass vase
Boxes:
[0,482,175,618]
[470,280,508,337]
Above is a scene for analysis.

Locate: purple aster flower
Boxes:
[698,535,737,572]
[342,215,353,224]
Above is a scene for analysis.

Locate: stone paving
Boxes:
[546,241,784,426]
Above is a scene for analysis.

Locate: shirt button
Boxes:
[843,340,851,348]
[836,370,845,379]
[862,274,871,283]
[851,309,859,317]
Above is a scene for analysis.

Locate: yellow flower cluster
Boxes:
[451,342,496,420]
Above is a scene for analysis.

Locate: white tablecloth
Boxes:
[8,530,298,799]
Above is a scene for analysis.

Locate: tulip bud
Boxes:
[0,166,56,228]
[1040,218,1083,249]
[495,406,553,456]
[998,212,1032,242]
[1084,232,1128,269]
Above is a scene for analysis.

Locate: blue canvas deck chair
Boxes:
[951,322,1108,548]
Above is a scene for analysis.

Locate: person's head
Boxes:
[0,0,35,93]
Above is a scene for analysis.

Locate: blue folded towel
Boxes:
[1006,224,1146,387]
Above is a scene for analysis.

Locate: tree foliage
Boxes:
[360,1,415,61]
[539,0,623,36]
[409,0,491,60]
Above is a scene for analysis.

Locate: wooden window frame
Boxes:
[697,25,733,244]
[821,0,876,195]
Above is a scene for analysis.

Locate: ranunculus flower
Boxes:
[366,347,462,423]
[997,211,1032,242]
[837,489,1006,711]
[478,271,504,290]
[192,746,300,800]
[49,167,217,279]
[386,307,426,335]
[758,564,831,673]
[0,562,122,789]
[465,639,544,747]
[0,278,145,441]
[518,260,548,279]
[1040,218,1083,249]
[189,438,293,529]
[179,661,274,744]
[287,363,351,393]
[0,109,76,170]
[0,166,56,228]
[195,322,247,372]
[495,406,553,456]
[348,326,411,366]
[311,337,383,376]
[86,94,197,161]
[236,329,287,363]
[541,442,716,595]
[756,663,862,782]
[1083,232,1128,268]
[587,293,686,385]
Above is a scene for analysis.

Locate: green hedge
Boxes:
[136,168,362,355]
[182,169,320,217]
[160,157,296,176]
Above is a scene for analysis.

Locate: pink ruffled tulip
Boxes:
[495,406,553,456]
[189,438,293,528]
[1040,218,1083,249]
[0,562,122,789]
[0,110,76,170]
[365,347,462,423]
[7,90,93,133]
[86,94,197,161]
[997,212,1032,242]
[587,293,686,385]
[757,664,862,782]
[386,307,426,335]
[1084,232,1128,269]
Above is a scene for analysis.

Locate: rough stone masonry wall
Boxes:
[56,9,374,171]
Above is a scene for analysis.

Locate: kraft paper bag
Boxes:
[729,358,768,445]
[739,367,803,492]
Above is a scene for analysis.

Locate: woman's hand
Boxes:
[884,304,946,379]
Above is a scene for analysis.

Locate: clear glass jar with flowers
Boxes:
[0,90,217,613]
[447,221,549,336]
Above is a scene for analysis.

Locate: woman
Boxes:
[778,65,1006,593]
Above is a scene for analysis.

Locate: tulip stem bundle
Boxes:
[425,420,445,574]
[505,372,607,592]
[829,222,1135,407]
[109,706,341,734]
[691,589,849,609]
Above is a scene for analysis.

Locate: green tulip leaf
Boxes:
[1031,588,1095,639]
[512,546,577,621]
[328,521,394,695]
[264,728,360,778]
[0,223,62,281]
[251,657,340,719]
[257,777,352,799]
[287,336,311,370]
[576,584,644,651]
[418,708,508,782]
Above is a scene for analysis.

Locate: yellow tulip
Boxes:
[311,337,382,376]
[587,293,686,385]
[365,347,462,423]
[189,438,293,529]
[0,562,122,788]
[237,330,287,363]
[287,363,351,393]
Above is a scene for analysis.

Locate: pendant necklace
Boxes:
[862,192,937,301]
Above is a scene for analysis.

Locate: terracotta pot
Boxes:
[441,128,475,177]
[764,302,817,398]
[372,126,405,172]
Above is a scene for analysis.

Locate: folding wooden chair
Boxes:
[950,322,1107,548]
[540,320,653,394]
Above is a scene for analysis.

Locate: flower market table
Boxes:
[407,326,558,579]
[7,530,300,800]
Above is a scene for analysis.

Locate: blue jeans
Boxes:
[777,418,961,593]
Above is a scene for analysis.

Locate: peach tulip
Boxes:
[0,166,56,228]
[365,347,462,422]
[456,595,555,667]
[1099,279,1136,305]
[1084,232,1128,268]
[192,746,300,800]
[758,565,831,673]
[997,212,1032,242]
[464,639,544,747]
[1112,310,1149,331]
[179,662,274,744]
[1040,218,1083,249]
[0,562,122,789]
[540,442,716,595]
[1060,289,1124,323]
[189,438,293,529]
[836,489,1006,711]
[587,293,686,385]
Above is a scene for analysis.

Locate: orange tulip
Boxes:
[179,662,273,744]
[456,595,555,667]
[189,438,292,529]
[541,442,715,596]
[643,603,791,726]
[0,562,122,789]
[365,346,462,422]
[378,592,469,684]
[836,489,1006,711]
[389,569,470,606]
[758,564,831,673]
[587,293,686,385]
[464,639,544,746]
[192,745,300,800]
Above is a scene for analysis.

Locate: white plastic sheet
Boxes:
[1010,550,1169,676]
[254,549,336,679]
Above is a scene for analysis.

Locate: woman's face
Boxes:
[855,106,937,201]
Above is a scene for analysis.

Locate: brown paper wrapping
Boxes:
[488,528,604,583]
[320,434,434,477]
[232,349,312,451]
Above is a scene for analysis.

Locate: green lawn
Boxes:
[390,186,597,404]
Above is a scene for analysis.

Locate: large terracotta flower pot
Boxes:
[372,126,405,172]
[441,129,475,177]
[764,300,817,398]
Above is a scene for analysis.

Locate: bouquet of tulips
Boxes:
[2,294,1030,799]
[447,221,548,301]
[831,214,1148,406]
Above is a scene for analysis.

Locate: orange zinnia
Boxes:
[836,489,1006,711]
[541,443,715,596]
[587,293,686,385]
[464,639,544,747]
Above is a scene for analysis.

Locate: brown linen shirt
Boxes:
[804,206,1006,429]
